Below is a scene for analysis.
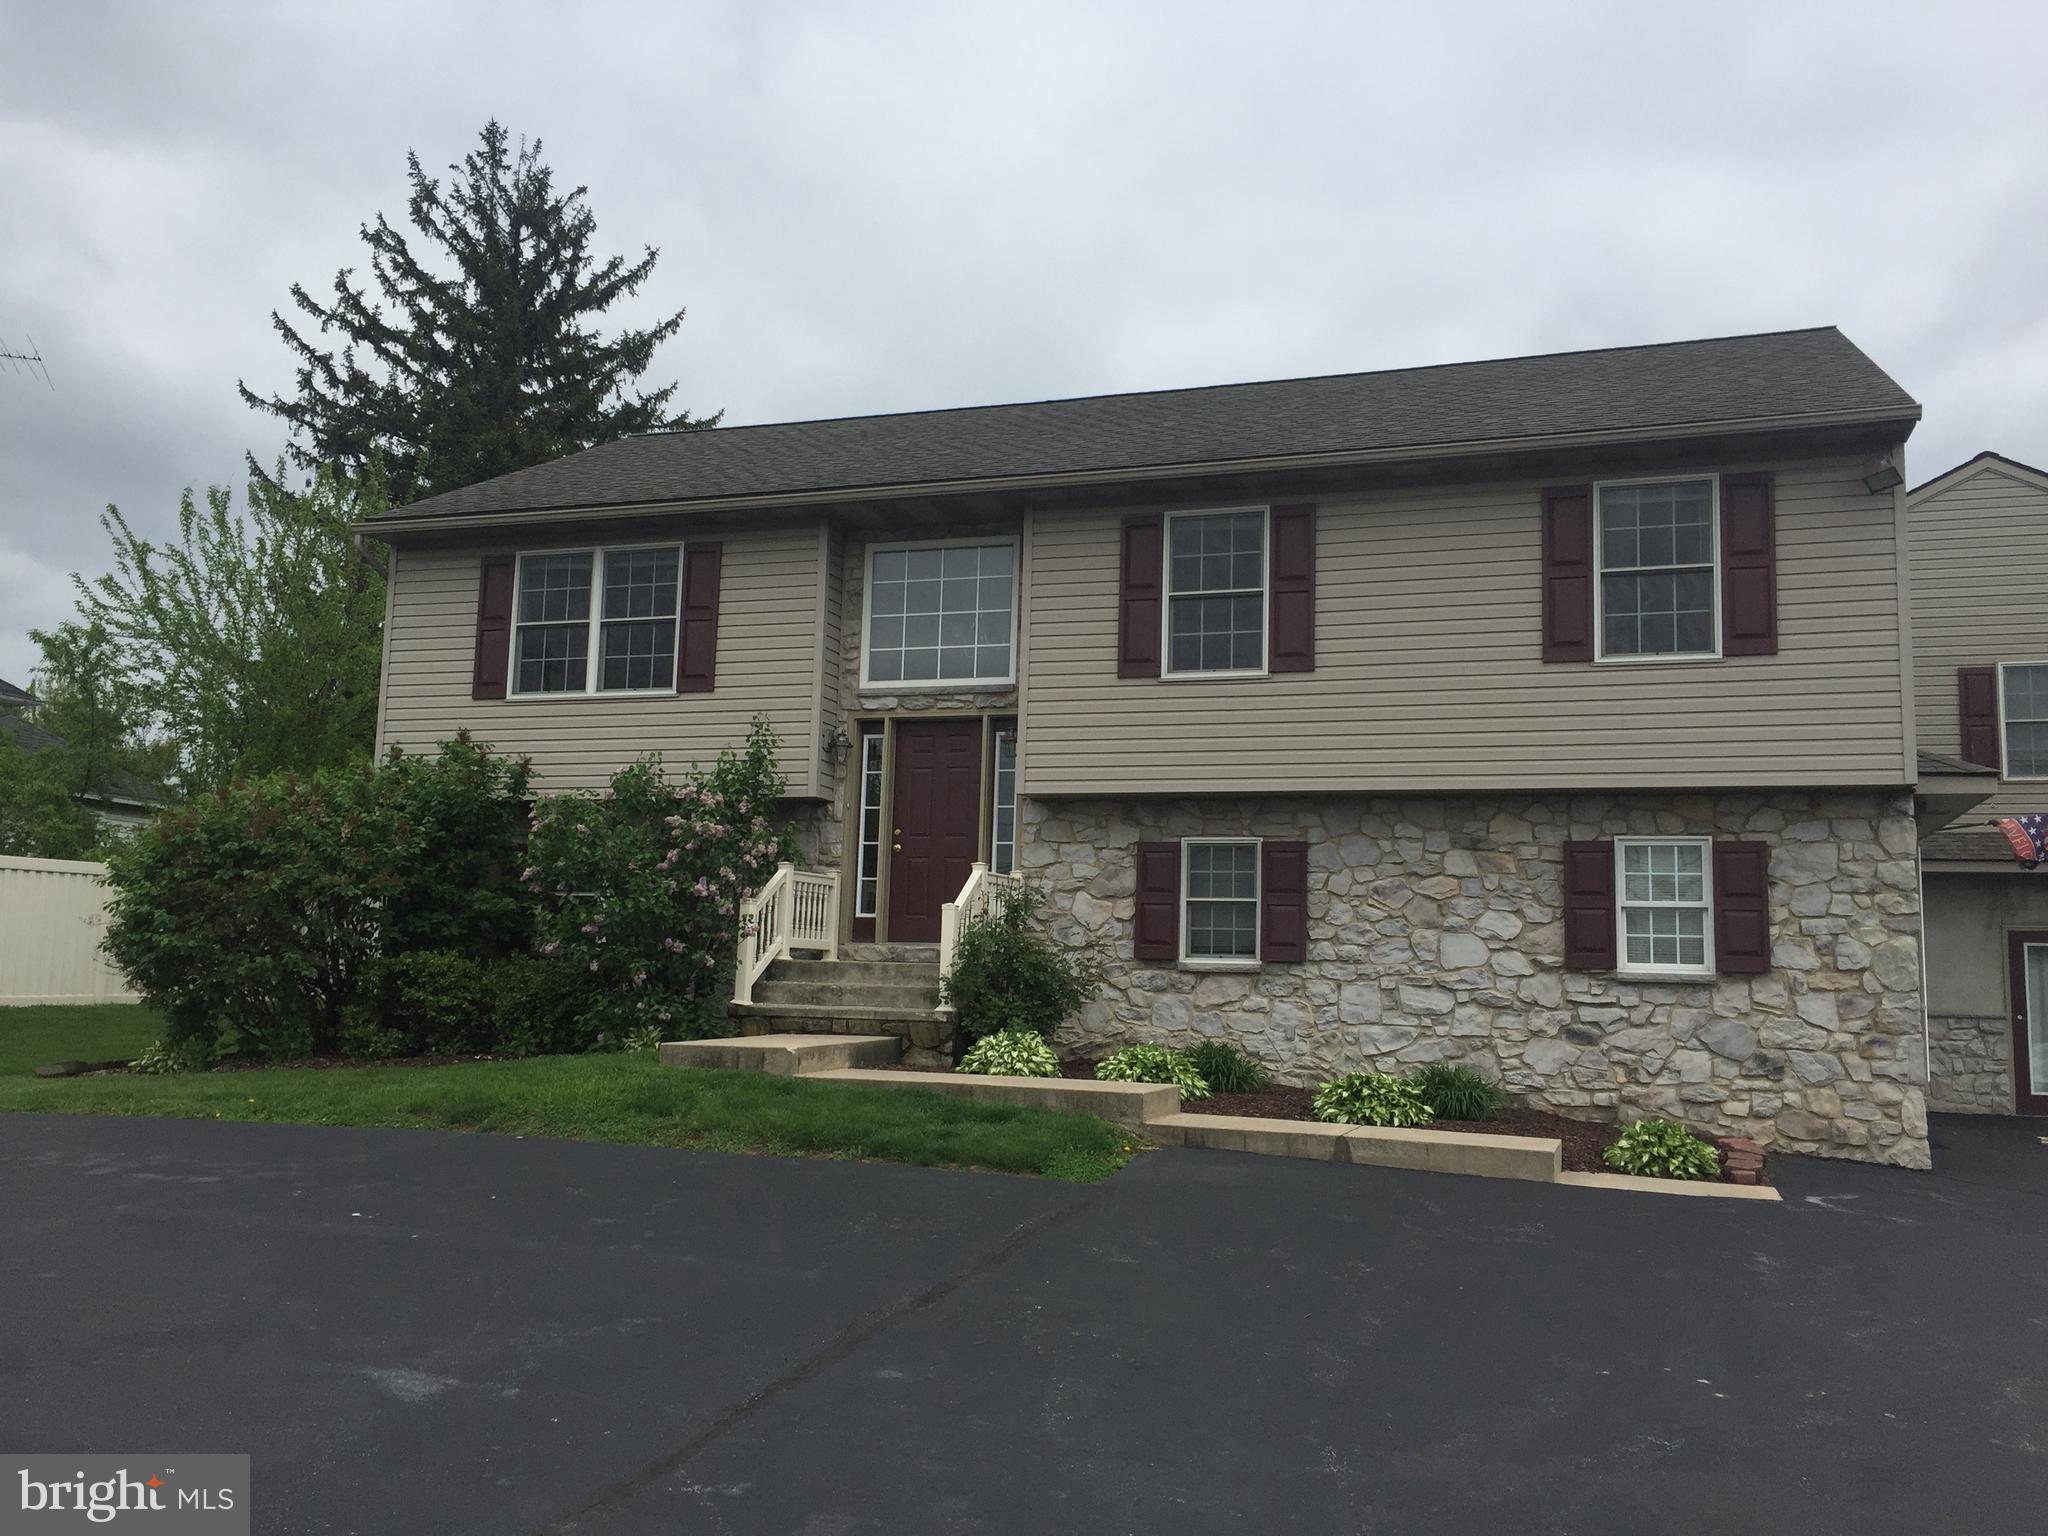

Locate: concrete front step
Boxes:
[750,980,941,1012]
[660,1033,902,1077]
[764,958,941,987]
[841,942,941,964]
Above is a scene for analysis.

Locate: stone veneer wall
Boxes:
[1925,1014,2013,1114]
[1025,790,1930,1168]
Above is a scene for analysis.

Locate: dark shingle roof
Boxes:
[0,711,166,807]
[1923,827,2041,864]
[380,326,1918,523]
[0,677,36,710]
[1918,750,1997,778]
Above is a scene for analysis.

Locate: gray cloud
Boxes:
[4,0,2044,685]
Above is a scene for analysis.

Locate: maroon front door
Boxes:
[888,720,983,943]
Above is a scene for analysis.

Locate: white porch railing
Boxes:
[936,862,1024,1011]
[732,862,840,1005]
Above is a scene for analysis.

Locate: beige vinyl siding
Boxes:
[815,523,846,795]
[1023,457,1908,794]
[1909,460,2048,820]
[378,524,825,793]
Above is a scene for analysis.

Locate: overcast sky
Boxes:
[3,0,2045,685]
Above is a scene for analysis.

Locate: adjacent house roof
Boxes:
[377,326,1919,525]
[1922,827,2041,865]
[0,711,166,808]
[1909,449,2048,501]
[0,677,37,712]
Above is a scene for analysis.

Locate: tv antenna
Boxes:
[0,333,53,389]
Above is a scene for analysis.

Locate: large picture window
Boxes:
[863,541,1016,686]
[1596,479,1718,660]
[2003,663,2048,779]
[1182,838,1260,963]
[1615,837,1713,976]
[1165,509,1266,676]
[513,546,680,695]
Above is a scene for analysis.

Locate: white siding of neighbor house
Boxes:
[377,522,827,794]
[1021,455,1912,795]
[1909,459,2048,821]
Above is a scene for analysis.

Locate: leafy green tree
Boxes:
[0,737,97,859]
[238,119,716,505]
[27,620,166,802]
[52,465,386,790]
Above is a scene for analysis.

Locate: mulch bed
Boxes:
[1056,1058,1658,1178]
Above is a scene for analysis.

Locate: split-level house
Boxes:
[368,327,1936,1167]
[1908,452,2048,1116]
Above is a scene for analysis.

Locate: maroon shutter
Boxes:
[676,542,722,694]
[1713,841,1771,975]
[1721,472,1778,656]
[1133,842,1180,962]
[1561,839,1616,970]
[1118,515,1164,679]
[1958,666,2001,769]
[1541,486,1595,662]
[1268,505,1316,673]
[471,555,515,701]
[1260,840,1309,962]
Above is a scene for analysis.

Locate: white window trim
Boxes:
[1179,835,1263,969]
[858,535,1021,692]
[853,730,885,917]
[1592,474,1722,665]
[990,727,1018,876]
[1613,835,1716,980]
[508,543,685,698]
[1161,506,1270,681]
[1998,660,2048,782]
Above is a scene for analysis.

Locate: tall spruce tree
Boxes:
[239,120,715,505]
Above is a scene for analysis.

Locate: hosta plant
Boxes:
[1410,1062,1504,1121]
[958,1028,1060,1078]
[1094,1043,1211,1101]
[1184,1040,1271,1094]
[1312,1072,1434,1128]
[1603,1118,1721,1181]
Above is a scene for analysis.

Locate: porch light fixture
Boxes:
[1862,453,1904,494]
[823,725,852,761]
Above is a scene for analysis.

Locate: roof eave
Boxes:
[359,403,1921,536]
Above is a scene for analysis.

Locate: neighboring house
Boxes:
[368,326,1936,1167]
[1907,452,2048,1116]
[0,679,167,835]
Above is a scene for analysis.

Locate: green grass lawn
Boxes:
[0,1004,163,1076]
[0,1018,1133,1182]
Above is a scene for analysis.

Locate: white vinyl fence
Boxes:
[0,855,139,1005]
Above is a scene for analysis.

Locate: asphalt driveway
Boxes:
[5,1112,2045,1535]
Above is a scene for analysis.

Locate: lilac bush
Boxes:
[526,717,789,1040]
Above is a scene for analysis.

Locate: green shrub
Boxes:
[488,953,595,1057]
[131,1038,208,1075]
[1095,1043,1210,1101]
[528,718,790,1025]
[622,1026,666,1055]
[370,950,494,1055]
[1184,1040,1271,1094]
[101,734,530,1060]
[1603,1118,1720,1181]
[1410,1062,1504,1121]
[959,1029,1060,1078]
[1312,1072,1434,1127]
[337,1011,409,1060]
[939,884,1103,1041]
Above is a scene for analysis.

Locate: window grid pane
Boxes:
[1185,843,1258,960]
[1166,512,1265,674]
[991,732,1017,876]
[598,620,677,691]
[514,623,588,695]
[602,547,679,622]
[518,553,592,624]
[867,544,1014,684]
[1618,841,1711,972]
[1598,481,1715,657]
[855,734,884,916]
[2005,666,2048,776]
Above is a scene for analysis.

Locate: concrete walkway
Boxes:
[4,1112,2044,1534]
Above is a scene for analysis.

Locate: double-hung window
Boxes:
[864,541,1016,686]
[512,546,680,695]
[2002,663,2048,779]
[1165,509,1266,675]
[1615,837,1713,977]
[1182,838,1260,963]
[1596,479,1718,660]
